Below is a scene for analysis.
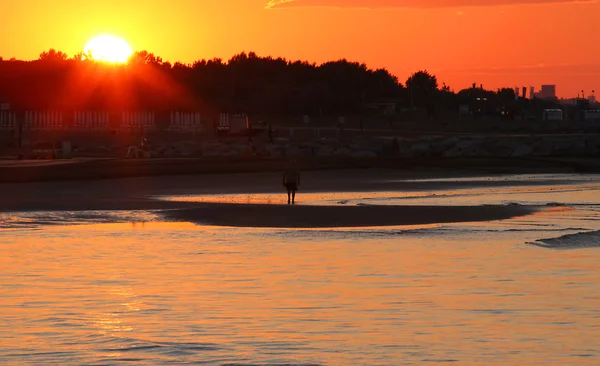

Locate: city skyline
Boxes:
[0,0,598,97]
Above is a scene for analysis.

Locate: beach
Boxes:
[0,163,544,228]
[2,165,600,364]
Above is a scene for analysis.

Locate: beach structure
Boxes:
[583,110,600,121]
[73,111,110,132]
[23,111,64,130]
[0,111,16,131]
[218,113,249,134]
[168,112,203,133]
[120,111,156,132]
[543,109,563,121]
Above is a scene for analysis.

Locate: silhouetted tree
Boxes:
[71,50,93,61]
[129,51,164,66]
[71,52,84,61]
[406,70,438,107]
[497,88,516,103]
[0,50,540,124]
[39,49,68,61]
[406,70,439,117]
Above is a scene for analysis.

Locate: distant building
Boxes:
[589,95,597,104]
[543,109,563,121]
[584,110,600,121]
[535,85,557,100]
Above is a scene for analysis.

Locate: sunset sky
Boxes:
[0,0,598,97]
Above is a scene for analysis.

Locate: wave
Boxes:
[529,230,600,249]
[0,210,161,230]
[255,224,592,241]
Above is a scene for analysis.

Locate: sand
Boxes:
[0,167,547,228]
[161,203,536,228]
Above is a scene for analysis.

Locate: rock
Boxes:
[391,143,413,158]
[349,140,374,151]
[351,150,378,158]
[440,136,461,148]
[570,139,586,156]
[442,147,462,158]
[585,144,600,156]
[456,140,476,150]
[428,139,451,156]
[230,143,251,152]
[161,148,178,158]
[410,142,431,156]
[487,139,532,158]
[202,143,227,153]
[269,149,283,158]
[451,139,488,157]
[510,143,534,158]
[296,142,312,149]
[468,145,490,157]
[531,139,553,157]
[273,137,290,144]
[152,144,167,153]
[265,144,285,157]
[550,139,584,157]
[553,140,573,154]
[317,145,335,157]
[286,146,312,157]
[585,139,600,156]
[333,147,352,156]
[79,146,109,155]
[173,141,201,157]
[487,144,513,158]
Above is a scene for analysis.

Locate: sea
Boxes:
[1,173,600,365]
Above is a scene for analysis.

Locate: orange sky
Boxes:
[1,0,598,97]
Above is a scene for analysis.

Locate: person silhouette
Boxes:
[282,159,300,204]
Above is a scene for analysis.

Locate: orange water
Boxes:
[1,206,600,365]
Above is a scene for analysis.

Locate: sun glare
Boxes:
[83,35,133,63]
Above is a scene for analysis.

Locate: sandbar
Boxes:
[161,203,536,228]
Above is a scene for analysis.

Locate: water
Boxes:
[2,174,600,365]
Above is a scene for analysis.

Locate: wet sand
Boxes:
[161,203,536,228]
[0,168,547,227]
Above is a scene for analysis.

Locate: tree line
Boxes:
[0,49,564,119]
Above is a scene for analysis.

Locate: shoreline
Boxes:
[0,156,599,184]
[0,165,570,227]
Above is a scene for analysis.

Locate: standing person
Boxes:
[282,159,300,204]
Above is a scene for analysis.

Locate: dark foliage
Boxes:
[0,50,564,119]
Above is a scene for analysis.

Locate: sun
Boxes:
[83,35,133,63]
